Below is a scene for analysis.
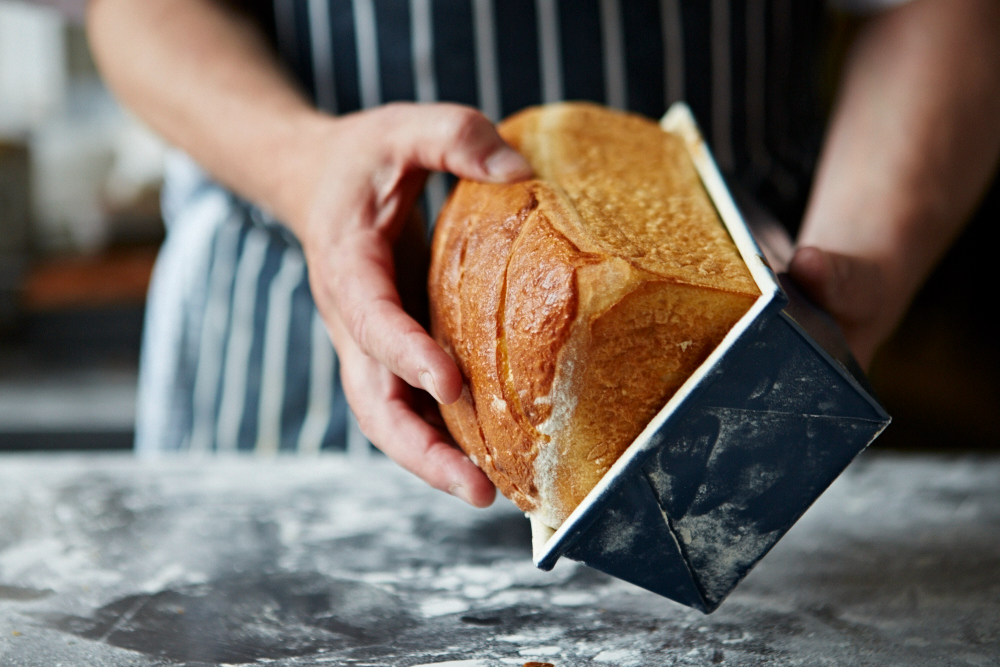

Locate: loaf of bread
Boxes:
[428,103,759,532]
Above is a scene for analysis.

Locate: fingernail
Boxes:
[449,483,474,505]
[484,147,531,180]
[419,371,444,403]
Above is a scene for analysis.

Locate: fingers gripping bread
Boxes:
[429,103,759,531]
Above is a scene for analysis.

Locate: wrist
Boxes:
[264,108,343,240]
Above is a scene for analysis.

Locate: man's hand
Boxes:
[788,247,888,370]
[289,103,530,507]
[87,0,532,504]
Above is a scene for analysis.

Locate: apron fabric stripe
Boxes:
[297,310,336,454]
[727,0,749,176]
[374,0,416,102]
[599,0,626,110]
[661,0,685,106]
[620,0,665,119]
[330,0,362,113]
[353,0,382,107]
[274,0,317,101]
[255,246,305,454]
[711,0,734,171]
[432,0,479,108]
[187,214,244,452]
[557,0,605,104]
[535,0,563,104]
[472,0,501,120]
[308,0,338,113]
[279,273,316,450]
[236,233,286,450]
[745,0,770,181]
[493,0,542,118]
[678,1,712,140]
[215,225,271,452]
[411,0,437,103]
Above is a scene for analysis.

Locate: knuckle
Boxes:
[376,321,415,379]
[344,299,411,376]
[344,306,373,353]
[377,101,413,123]
[392,329,426,376]
[445,107,490,152]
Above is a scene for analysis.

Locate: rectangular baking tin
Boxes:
[531,103,891,613]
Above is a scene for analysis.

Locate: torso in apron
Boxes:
[272,0,832,225]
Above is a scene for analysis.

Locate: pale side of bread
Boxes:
[429,103,760,530]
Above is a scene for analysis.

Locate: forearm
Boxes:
[799,0,1000,340]
[87,0,329,231]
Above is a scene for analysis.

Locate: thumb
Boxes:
[788,246,837,311]
[789,247,883,322]
[789,246,887,368]
[384,103,533,183]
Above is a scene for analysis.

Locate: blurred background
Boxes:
[0,0,164,450]
[0,0,996,452]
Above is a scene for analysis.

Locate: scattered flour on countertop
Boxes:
[550,591,597,606]
[495,627,566,643]
[0,537,123,589]
[419,597,470,617]
[518,645,561,656]
[593,648,641,664]
[140,563,187,593]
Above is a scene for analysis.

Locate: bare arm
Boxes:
[86,0,320,229]
[87,0,532,505]
[792,0,1000,368]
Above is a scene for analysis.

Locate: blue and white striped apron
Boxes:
[136,0,905,454]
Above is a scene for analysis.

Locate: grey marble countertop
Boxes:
[0,451,997,666]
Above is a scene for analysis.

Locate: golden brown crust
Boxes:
[429,103,760,529]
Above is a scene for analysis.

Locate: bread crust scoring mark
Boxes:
[496,189,545,442]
